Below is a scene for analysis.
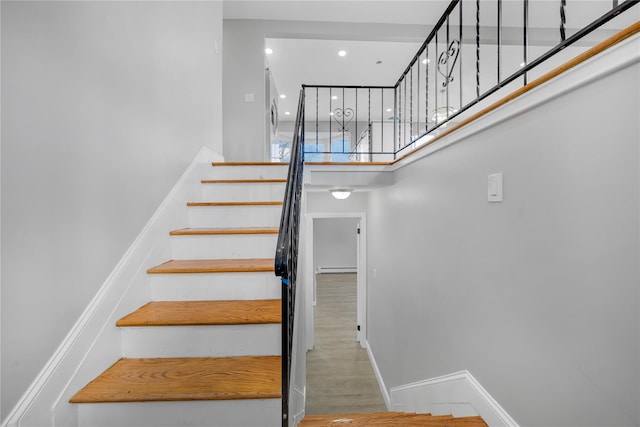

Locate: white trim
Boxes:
[291,386,306,427]
[390,371,519,427]
[2,146,223,427]
[364,340,391,410]
[316,267,357,274]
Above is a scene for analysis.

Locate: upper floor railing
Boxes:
[300,0,639,162]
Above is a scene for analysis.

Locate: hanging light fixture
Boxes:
[329,189,352,200]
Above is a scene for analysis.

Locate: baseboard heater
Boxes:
[317,267,357,274]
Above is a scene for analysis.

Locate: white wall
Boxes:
[313,218,358,272]
[365,47,640,426]
[0,1,223,421]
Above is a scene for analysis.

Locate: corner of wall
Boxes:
[389,371,519,427]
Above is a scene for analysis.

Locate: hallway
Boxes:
[305,273,386,414]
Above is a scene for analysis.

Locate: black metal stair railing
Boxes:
[301,0,639,162]
[274,88,305,427]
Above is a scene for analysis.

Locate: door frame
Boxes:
[304,212,367,350]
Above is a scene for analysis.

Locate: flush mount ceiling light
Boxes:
[331,95,338,100]
[265,48,273,55]
[422,58,430,64]
[280,94,286,99]
[285,111,291,115]
[338,50,347,57]
[330,189,352,200]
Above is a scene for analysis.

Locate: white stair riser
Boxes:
[187,205,282,228]
[150,272,281,301]
[205,165,288,180]
[171,234,278,259]
[200,182,285,202]
[77,399,281,427]
[121,324,281,358]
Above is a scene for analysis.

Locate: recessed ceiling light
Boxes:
[338,50,347,57]
[329,112,334,116]
[331,95,338,100]
[520,62,526,67]
[265,48,273,55]
[386,108,392,112]
[285,111,291,115]
[280,94,286,99]
[422,58,430,64]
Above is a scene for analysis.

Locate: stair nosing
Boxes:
[169,227,279,236]
[186,201,283,207]
[212,162,288,166]
[201,179,286,184]
[147,258,275,274]
[116,299,282,327]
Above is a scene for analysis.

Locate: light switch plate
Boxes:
[488,173,503,202]
[244,93,255,103]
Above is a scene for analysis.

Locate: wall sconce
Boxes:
[329,189,352,200]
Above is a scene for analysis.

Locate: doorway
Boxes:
[304,213,385,414]
[304,213,367,350]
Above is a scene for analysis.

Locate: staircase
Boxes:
[300,412,488,426]
[69,162,288,427]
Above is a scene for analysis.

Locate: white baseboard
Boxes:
[2,146,223,427]
[316,267,357,274]
[291,386,306,427]
[390,371,519,427]
[363,340,391,410]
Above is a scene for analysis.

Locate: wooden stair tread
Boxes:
[305,161,391,166]
[201,179,286,184]
[212,162,288,166]
[169,227,279,236]
[116,300,281,327]
[186,201,283,207]
[69,356,281,403]
[300,413,486,427]
[147,258,274,274]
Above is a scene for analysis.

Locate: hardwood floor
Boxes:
[306,273,386,414]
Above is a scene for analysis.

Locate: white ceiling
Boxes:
[223,0,451,25]
[265,38,423,117]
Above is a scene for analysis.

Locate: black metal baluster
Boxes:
[524,0,529,85]
[560,0,567,41]
[426,47,429,133]
[476,0,481,98]
[342,87,345,156]
[497,0,502,84]
[393,87,397,156]
[417,53,420,139]
[329,88,332,160]
[410,67,413,141]
[459,1,463,111]
[355,88,358,161]
[381,88,384,156]
[368,88,371,157]
[316,87,319,153]
[446,14,450,123]
[435,30,439,125]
